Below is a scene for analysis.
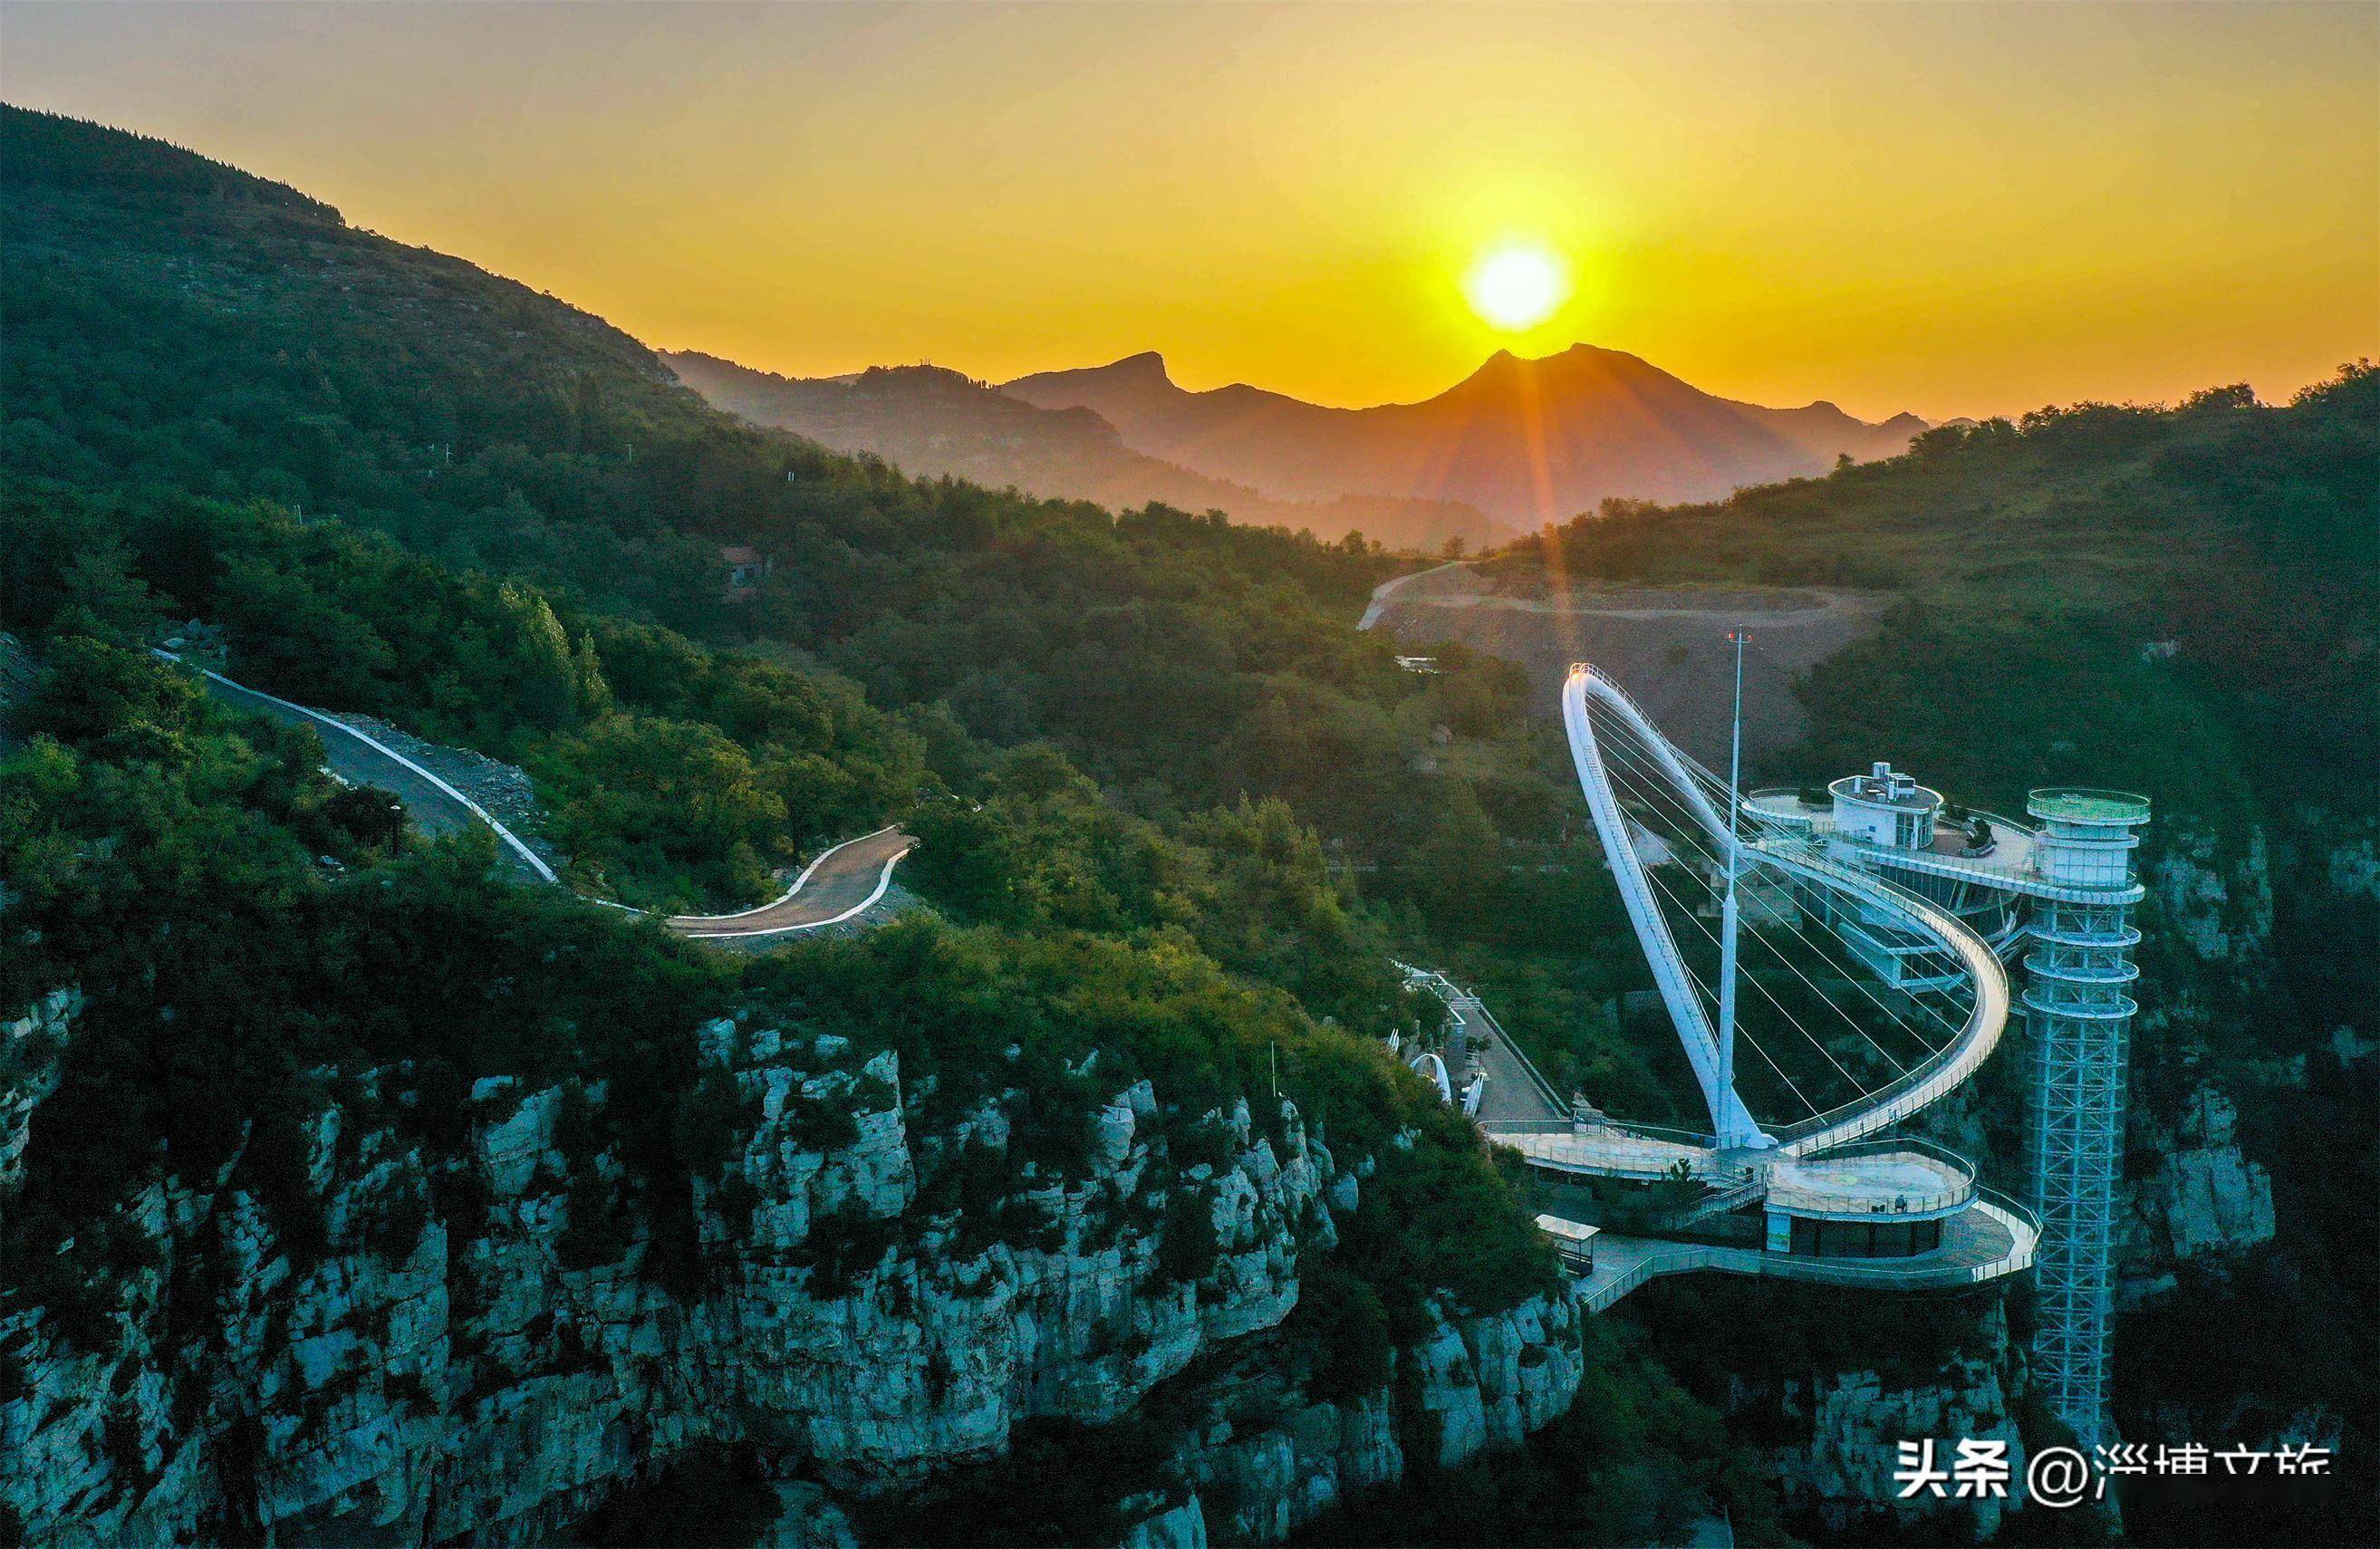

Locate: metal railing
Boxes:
[1744,840,2012,1156]
[1659,1174,1769,1228]
[1604,1120,1723,1150]
[2022,952,2141,985]
[1580,1190,2041,1311]
[2028,921,2143,949]
[1463,996,1571,1115]
[2028,788,2152,827]
[1480,1116,1720,1149]
[1837,833,2146,905]
[1404,964,1575,1119]
[1764,1136,1977,1218]
[1582,1240,1735,1312]
[1826,830,2036,886]
[2019,987,2141,1021]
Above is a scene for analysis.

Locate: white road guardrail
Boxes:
[158,652,902,937]
[157,650,560,883]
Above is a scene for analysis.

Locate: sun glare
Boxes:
[1463,242,1568,332]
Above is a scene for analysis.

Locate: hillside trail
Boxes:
[1357,559,1476,630]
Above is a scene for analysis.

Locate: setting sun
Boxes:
[0,7,2375,1545]
[1463,242,1568,332]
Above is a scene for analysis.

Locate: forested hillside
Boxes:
[0,105,1580,888]
[1511,377,2376,784]
[8,98,2369,1546]
[0,105,1763,1544]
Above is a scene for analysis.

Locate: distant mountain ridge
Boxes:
[662,351,1508,553]
[1004,344,1929,526]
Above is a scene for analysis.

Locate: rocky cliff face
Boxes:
[1762,1303,2023,1541]
[2147,825,2275,968]
[2125,1085,2276,1283]
[0,1005,1585,1545]
[1161,1292,1585,1544]
[1730,816,2309,1532]
[2120,820,2290,1282]
[0,989,72,1198]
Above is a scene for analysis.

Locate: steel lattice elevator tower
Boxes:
[2020,790,2152,1452]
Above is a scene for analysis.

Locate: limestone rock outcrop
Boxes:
[0,1005,1585,1544]
[1761,1302,2024,1541]
[2142,1085,2277,1261]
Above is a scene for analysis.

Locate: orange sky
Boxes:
[8,2,2375,420]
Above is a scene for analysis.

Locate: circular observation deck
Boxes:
[1745,786,1829,835]
[2022,952,2142,986]
[2029,919,2144,949]
[2026,787,2150,890]
[2027,788,2152,827]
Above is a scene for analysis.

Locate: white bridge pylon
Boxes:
[1564,667,1768,1149]
[1561,664,2012,1156]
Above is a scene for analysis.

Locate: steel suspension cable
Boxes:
[1586,707,1969,1058]
[1584,727,1867,1108]
[1585,709,1956,1077]
[1589,734,1931,1071]
[1571,721,1826,1119]
[1625,872,1824,1120]
[1590,726,1959,1085]
[1620,821,1873,1106]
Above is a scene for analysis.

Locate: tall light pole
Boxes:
[1717,630,1749,1148]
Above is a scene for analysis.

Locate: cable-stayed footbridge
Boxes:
[1430,654,2146,1448]
[1429,660,2053,1318]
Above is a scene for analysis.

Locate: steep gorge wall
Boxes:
[0,1003,1585,1546]
[1637,813,2332,1537]
[1163,1292,1585,1544]
[1760,1301,2022,1541]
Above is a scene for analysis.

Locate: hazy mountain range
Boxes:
[1006,345,1930,527]
[667,344,1928,548]
[662,351,1506,552]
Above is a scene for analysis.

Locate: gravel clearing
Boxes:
[324,713,567,872]
[1363,567,1885,765]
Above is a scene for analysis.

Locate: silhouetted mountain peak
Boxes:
[1001,350,1186,411]
[1007,337,1925,523]
[1441,342,1672,404]
[1103,350,1173,383]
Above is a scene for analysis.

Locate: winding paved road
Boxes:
[195,668,557,884]
[666,826,913,938]
[180,657,910,938]
[1356,559,1474,630]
